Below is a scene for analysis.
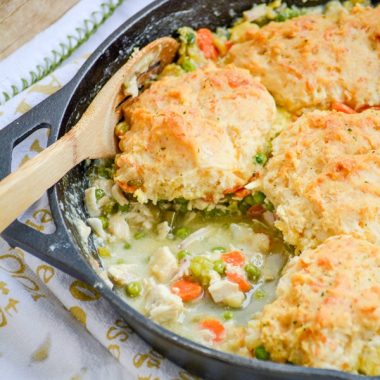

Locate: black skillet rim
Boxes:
[2,0,377,378]
[63,1,374,378]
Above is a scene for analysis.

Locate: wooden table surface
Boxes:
[0,0,79,60]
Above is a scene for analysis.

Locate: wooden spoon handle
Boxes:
[0,128,86,232]
[0,37,180,233]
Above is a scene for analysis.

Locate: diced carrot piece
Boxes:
[227,272,252,292]
[247,204,265,217]
[203,193,214,202]
[171,279,203,302]
[117,180,136,193]
[223,184,242,195]
[331,103,356,114]
[197,28,219,61]
[225,40,233,52]
[235,188,250,199]
[221,250,245,266]
[200,319,225,342]
[357,104,380,112]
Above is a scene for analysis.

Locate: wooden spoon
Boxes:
[0,37,179,233]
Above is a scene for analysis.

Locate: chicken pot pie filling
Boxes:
[82,0,380,375]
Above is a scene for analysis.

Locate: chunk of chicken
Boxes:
[208,279,245,308]
[149,246,178,283]
[107,264,139,287]
[144,284,184,324]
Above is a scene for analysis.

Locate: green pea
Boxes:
[275,13,287,22]
[114,121,129,137]
[99,216,109,229]
[243,194,255,206]
[213,259,226,275]
[125,281,142,298]
[213,208,225,217]
[98,247,111,258]
[254,289,265,300]
[177,250,190,261]
[252,191,266,205]
[96,166,108,178]
[275,7,301,22]
[204,208,226,218]
[181,57,197,72]
[174,197,189,212]
[264,199,275,212]
[255,345,270,361]
[223,311,233,321]
[95,188,105,201]
[134,231,146,240]
[190,259,202,277]
[186,31,196,45]
[226,200,239,214]
[124,242,131,250]
[118,203,130,213]
[174,227,190,239]
[102,201,118,215]
[238,200,250,213]
[179,27,196,45]
[97,166,114,179]
[190,256,213,286]
[245,263,261,282]
[254,153,268,165]
[212,246,227,253]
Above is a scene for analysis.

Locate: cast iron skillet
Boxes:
[0,1,377,379]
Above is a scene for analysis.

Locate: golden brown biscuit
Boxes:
[226,6,380,113]
[263,110,380,250]
[115,64,275,204]
[250,235,380,375]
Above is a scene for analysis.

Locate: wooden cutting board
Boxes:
[0,0,79,60]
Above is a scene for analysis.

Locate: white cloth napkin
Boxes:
[0,1,197,379]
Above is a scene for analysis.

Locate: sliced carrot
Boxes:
[247,204,265,217]
[225,40,233,52]
[200,319,225,342]
[331,103,356,114]
[234,188,250,199]
[223,184,242,195]
[117,180,136,193]
[203,193,214,202]
[357,104,380,112]
[197,28,219,61]
[227,272,252,292]
[171,279,203,302]
[221,250,246,266]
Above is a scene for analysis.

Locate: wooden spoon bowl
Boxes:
[0,37,179,232]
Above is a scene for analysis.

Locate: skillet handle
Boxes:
[0,82,98,284]
[0,82,75,177]
[2,218,98,285]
